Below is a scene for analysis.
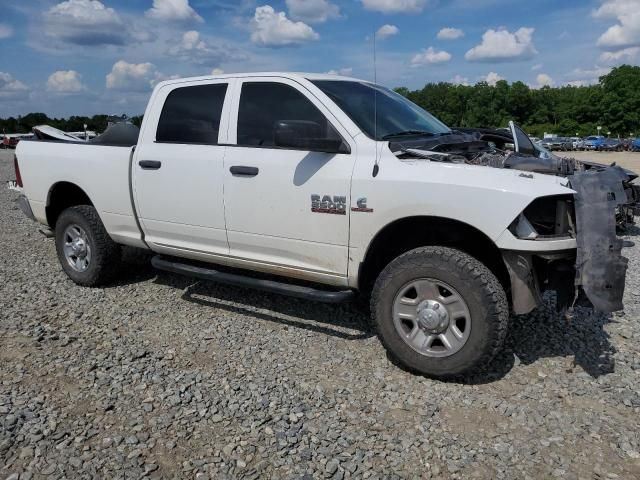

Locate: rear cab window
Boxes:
[156,83,228,144]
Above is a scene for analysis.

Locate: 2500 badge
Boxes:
[311,194,347,215]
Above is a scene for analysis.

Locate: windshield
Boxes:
[311,80,451,140]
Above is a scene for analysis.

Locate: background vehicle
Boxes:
[583,135,606,150]
[601,138,624,151]
[570,137,583,150]
[632,138,640,151]
[540,137,572,151]
[1,133,33,149]
[12,72,637,379]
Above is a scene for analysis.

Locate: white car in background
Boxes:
[570,137,584,150]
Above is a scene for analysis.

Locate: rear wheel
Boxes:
[55,206,121,286]
[371,246,509,378]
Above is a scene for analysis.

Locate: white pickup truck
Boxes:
[13,72,638,378]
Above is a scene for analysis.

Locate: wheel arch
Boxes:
[358,215,510,297]
[46,181,94,228]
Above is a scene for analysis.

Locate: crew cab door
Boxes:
[223,78,356,281]
[132,80,231,256]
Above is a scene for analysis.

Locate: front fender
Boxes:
[349,156,576,256]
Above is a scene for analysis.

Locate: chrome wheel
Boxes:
[62,224,91,272]
[392,278,471,358]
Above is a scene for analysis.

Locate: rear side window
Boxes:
[237,82,341,147]
[156,83,227,144]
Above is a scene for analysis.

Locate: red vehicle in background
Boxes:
[1,134,34,149]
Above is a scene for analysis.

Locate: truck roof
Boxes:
[154,72,367,90]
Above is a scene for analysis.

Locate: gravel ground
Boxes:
[569,151,640,173]
[1,149,640,479]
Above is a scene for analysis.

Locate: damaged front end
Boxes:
[569,166,630,312]
[391,121,638,314]
[503,166,632,315]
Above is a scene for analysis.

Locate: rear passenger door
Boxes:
[133,80,231,257]
[223,78,356,282]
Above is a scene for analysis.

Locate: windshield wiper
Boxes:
[382,130,435,140]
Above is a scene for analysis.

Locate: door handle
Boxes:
[230,166,259,177]
[139,160,162,170]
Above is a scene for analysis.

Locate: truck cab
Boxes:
[133,75,356,284]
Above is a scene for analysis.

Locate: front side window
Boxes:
[156,83,227,144]
[237,82,342,148]
[311,80,451,140]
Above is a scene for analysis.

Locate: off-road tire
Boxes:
[371,246,509,379]
[55,206,121,286]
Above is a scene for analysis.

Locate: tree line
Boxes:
[2,65,639,138]
[0,113,143,135]
[395,65,640,138]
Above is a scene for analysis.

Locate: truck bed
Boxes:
[16,140,145,248]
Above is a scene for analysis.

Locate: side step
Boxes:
[151,256,354,304]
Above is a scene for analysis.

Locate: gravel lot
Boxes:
[1,149,639,479]
[570,150,640,173]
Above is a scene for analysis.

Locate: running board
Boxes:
[151,256,354,304]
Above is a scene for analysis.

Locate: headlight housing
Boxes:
[509,195,576,240]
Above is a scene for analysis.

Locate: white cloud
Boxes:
[361,0,429,14]
[597,15,640,50]
[44,0,129,46]
[531,63,543,71]
[450,74,470,86]
[437,28,464,40]
[411,47,451,66]
[376,24,399,40]
[327,67,353,76]
[569,66,612,79]
[566,80,592,87]
[146,0,203,23]
[465,27,537,62]
[47,70,86,93]
[565,66,612,85]
[168,30,247,65]
[0,23,13,39]
[286,0,340,23]
[151,74,181,88]
[593,0,637,19]
[0,72,29,99]
[106,61,161,92]
[593,1,640,51]
[211,68,224,75]
[535,73,554,87]
[481,72,504,86]
[250,5,319,47]
[599,46,640,63]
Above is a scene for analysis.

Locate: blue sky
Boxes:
[0,0,638,117]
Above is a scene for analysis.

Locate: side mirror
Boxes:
[274,120,349,154]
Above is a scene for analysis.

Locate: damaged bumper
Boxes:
[570,166,631,312]
[502,165,636,315]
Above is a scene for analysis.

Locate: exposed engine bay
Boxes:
[390,122,640,315]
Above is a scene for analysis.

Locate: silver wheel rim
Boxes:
[392,278,471,358]
[62,224,92,272]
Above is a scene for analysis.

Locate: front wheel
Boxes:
[371,246,509,378]
[55,205,121,286]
